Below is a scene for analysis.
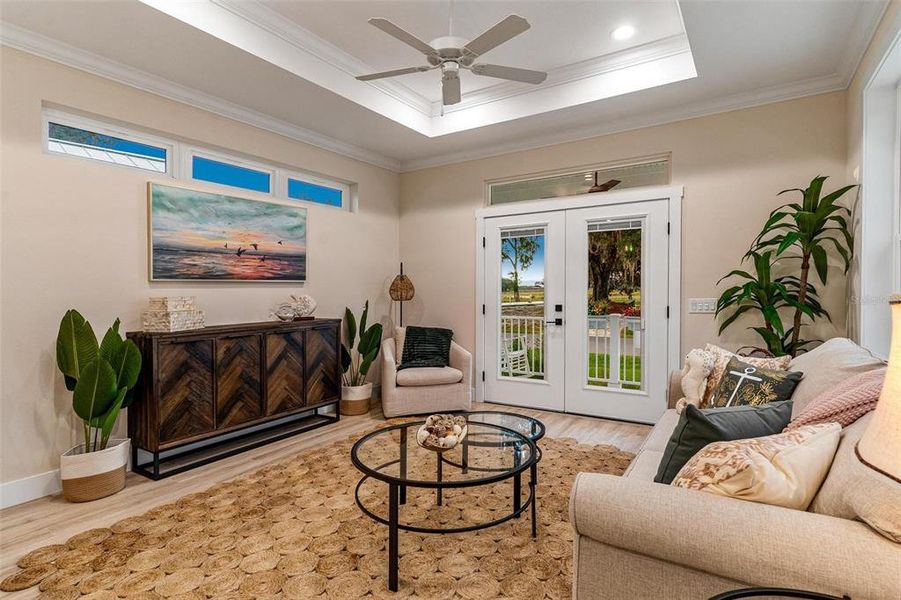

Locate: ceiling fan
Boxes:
[355,13,547,106]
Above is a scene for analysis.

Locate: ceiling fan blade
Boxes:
[463,15,530,58]
[442,73,461,105]
[356,66,432,81]
[470,63,547,84]
[368,18,439,58]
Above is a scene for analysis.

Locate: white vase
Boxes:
[341,382,373,416]
[60,438,129,502]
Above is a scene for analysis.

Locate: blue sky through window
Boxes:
[288,178,343,207]
[49,122,166,159]
[192,156,271,193]
[502,235,545,286]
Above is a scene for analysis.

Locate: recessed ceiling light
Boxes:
[611,25,635,41]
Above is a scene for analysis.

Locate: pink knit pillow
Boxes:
[786,367,886,430]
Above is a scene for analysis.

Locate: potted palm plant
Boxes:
[341,301,383,415]
[56,310,141,501]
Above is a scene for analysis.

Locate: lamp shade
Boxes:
[856,295,901,482]
[389,274,415,302]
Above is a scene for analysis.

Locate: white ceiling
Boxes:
[265,0,687,103]
[0,1,889,171]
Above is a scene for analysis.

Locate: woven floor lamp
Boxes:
[389,262,415,326]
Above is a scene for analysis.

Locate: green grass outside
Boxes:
[502,349,642,390]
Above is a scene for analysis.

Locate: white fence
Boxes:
[500,314,642,387]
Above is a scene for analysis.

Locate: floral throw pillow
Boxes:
[709,356,803,408]
[702,344,792,407]
[672,423,841,510]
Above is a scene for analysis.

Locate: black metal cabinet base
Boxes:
[132,403,338,480]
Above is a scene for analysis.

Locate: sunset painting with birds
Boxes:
[149,183,306,281]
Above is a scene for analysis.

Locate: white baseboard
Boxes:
[1,469,60,509]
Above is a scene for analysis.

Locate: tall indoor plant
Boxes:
[716,176,855,356]
[340,301,383,415]
[56,309,141,501]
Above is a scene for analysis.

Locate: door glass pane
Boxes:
[500,228,545,380]
[586,220,643,390]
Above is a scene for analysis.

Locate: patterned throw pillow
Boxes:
[708,356,802,408]
[702,344,791,407]
[398,326,453,370]
[672,423,841,510]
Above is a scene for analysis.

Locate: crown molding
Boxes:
[399,71,846,172]
[435,34,692,116]
[212,0,433,116]
[0,22,401,171]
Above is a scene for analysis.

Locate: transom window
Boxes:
[488,158,670,205]
[43,108,354,210]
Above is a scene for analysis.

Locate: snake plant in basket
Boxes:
[340,301,383,415]
[56,309,142,501]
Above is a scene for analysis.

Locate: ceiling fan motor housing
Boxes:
[428,36,475,66]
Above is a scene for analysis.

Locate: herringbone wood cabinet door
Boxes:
[216,335,263,427]
[306,327,339,405]
[158,340,215,444]
[266,332,305,414]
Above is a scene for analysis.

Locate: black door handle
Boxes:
[545,318,563,326]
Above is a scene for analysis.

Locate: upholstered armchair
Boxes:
[380,334,472,418]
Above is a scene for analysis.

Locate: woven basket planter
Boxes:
[340,383,372,416]
[60,439,129,502]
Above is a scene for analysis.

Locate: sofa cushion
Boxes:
[703,344,791,407]
[708,356,802,408]
[788,367,885,430]
[654,401,793,485]
[671,423,841,511]
[788,338,885,417]
[396,366,463,387]
[810,413,901,543]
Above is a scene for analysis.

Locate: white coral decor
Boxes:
[417,414,468,452]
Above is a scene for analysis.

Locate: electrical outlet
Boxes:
[689,298,718,314]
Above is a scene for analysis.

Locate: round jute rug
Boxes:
[2,425,633,599]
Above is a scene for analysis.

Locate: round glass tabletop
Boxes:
[461,411,546,443]
[351,420,536,488]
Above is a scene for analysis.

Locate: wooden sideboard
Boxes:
[127,319,341,479]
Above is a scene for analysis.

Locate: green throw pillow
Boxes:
[709,356,803,408]
[398,326,453,370]
[654,401,793,485]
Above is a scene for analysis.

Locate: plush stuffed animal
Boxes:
[677,348,715,413]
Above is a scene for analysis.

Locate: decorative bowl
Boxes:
[416,414,468,452]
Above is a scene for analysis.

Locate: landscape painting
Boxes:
[149,183,307,281]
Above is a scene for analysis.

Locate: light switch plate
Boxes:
[689,298,718,313]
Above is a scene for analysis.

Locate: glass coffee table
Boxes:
[351,412,544,591]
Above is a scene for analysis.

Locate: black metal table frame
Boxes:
[351,420,541,592]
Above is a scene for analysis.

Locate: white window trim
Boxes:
[282,169,351,208]
[42,108,353,210]
[42,109,175,177]
[185,146,277,196]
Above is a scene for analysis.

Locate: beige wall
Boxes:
[0,48,400,485]
[399,92,849,369]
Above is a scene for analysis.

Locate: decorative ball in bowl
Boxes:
[416,414,468,452]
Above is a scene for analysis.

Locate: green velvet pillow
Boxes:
[709,356,803,408]
[654,401,793,485]
[398,326,453,370]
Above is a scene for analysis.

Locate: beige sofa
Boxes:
[380,336,472,418]
[570,338,900,599]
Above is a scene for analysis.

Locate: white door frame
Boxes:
[474,184,683,423]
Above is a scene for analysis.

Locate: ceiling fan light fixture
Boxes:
[611,24,636,41]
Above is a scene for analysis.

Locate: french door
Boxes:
[480,191,677,424]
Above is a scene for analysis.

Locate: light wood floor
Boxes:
[0,402,649,597]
